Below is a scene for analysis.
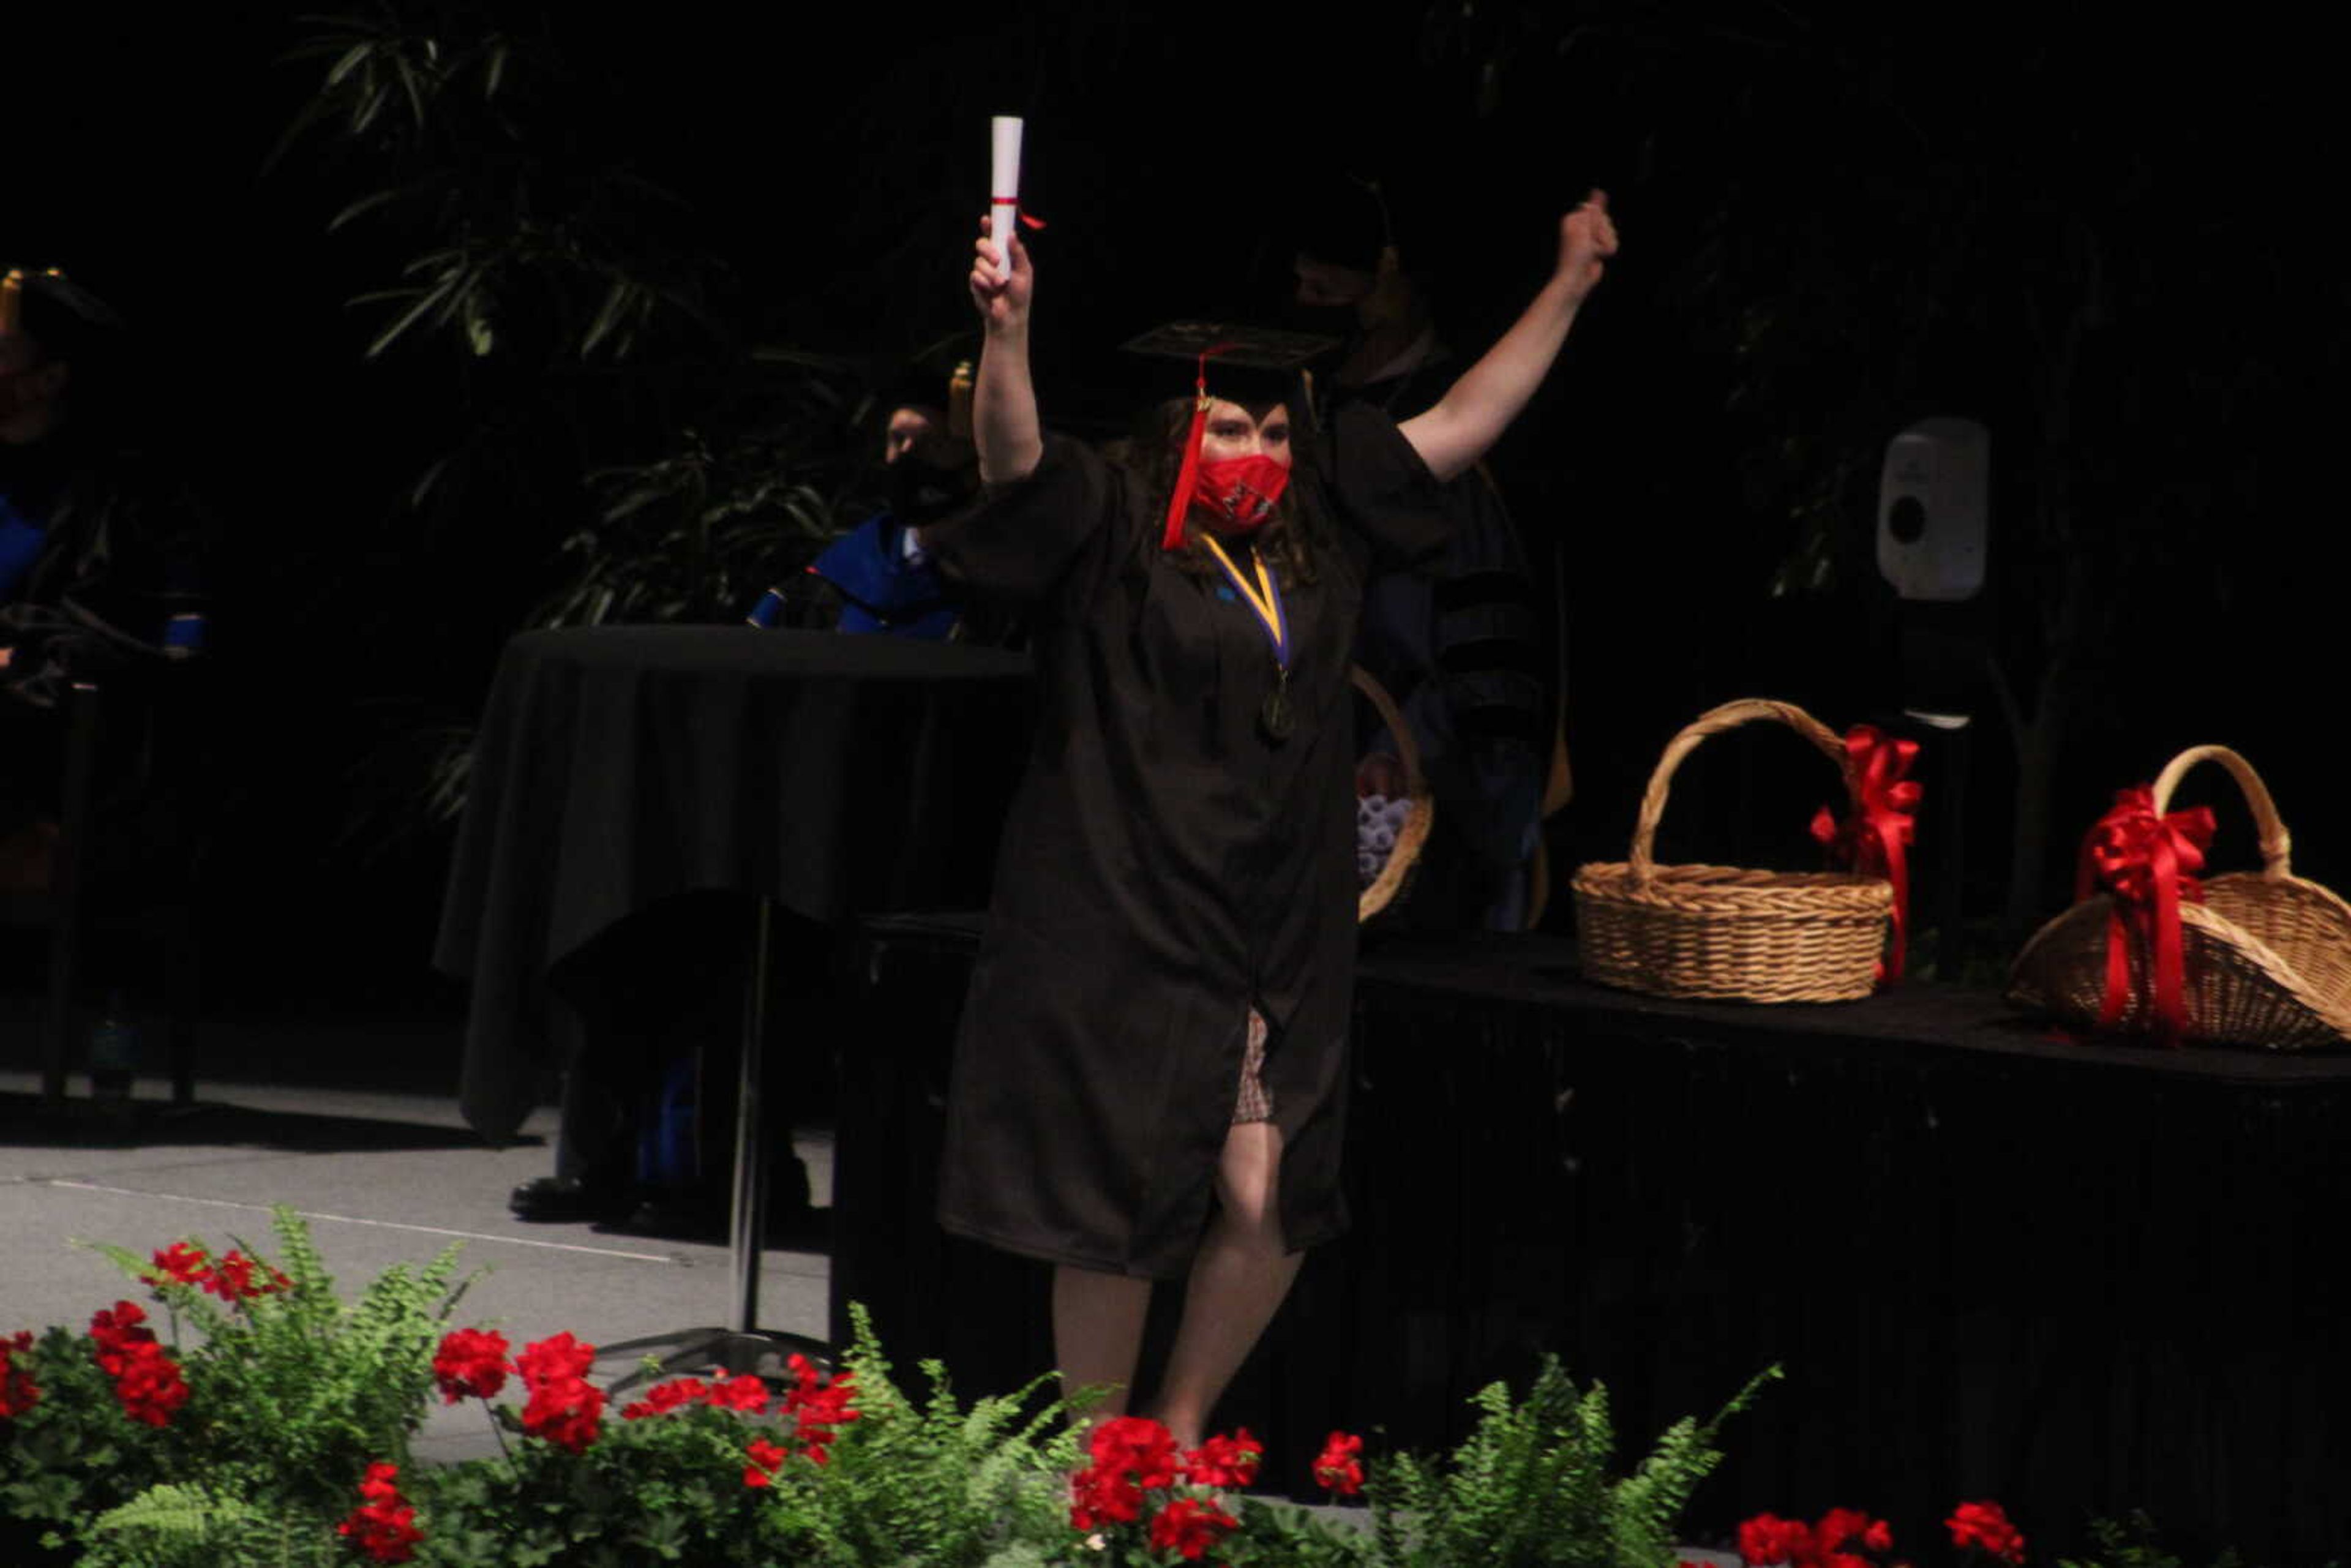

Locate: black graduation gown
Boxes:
[929,403,1447,1278]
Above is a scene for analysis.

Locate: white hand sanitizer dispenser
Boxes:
[1877,418,1989,602]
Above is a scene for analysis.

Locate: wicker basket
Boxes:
[1353,665,1433,923]
[1572,699,1894,1003]
[2007,745,2351,1049]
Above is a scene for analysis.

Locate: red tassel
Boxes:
[1160,347,1232,552]
[1161,395,1209,550]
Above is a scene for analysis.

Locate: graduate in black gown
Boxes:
[926,191,1619,1447]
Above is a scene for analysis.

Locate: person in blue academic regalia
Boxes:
[744,374,982,640]
[1,266,209,893]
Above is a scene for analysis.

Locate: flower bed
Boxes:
[1,1208,2126,1567]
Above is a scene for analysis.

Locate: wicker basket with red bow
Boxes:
[2007,745,2351,1049]
[1572,699,1916,1003]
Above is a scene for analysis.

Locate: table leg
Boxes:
[40,683,103,1106]
[598,895,830,1395]
[729,898,771,1334]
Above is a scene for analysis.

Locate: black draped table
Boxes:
[435,626,1029,1351]
[838,922,2351,1562]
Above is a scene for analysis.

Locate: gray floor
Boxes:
[0,1007,1735,1562]
[0,1040,833,1469]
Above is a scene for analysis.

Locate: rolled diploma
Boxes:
[990,116,1024,283]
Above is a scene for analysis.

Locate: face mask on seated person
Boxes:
[887,432,979,527]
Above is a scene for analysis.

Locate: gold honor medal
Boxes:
[1261,669,1295,742]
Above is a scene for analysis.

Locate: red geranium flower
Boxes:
[196,1250,290,1302]
[780,1353,860,1463]
[1818,1507,1893,1559]
[516,1332,604,1453]
[621,1375,711,1420]
[1070,1415,1183,1530]
[1738,1507,1895,1568]
[338,1461,425,1563]
[1071,1468,1146,1531]
[1090,1415,1182,1487]
[710,1369,772,1414]
[110,1341,192,1427]
[146,1242,212,1291]
[743,1436,789,1488]
[1739,1512,1817,1567]
[794,1383,858,1447]
[89,1299,151,1356]
[1183,1427,1263,1490]
[1,1330,39,1420]
[1312,1430,1365,1496]
[1148,1496,1239,1561]
[432,1327,511,1405]
[1948,1501,2027,1564]
[515,1330,594,1384]
[88,1301,189,1427]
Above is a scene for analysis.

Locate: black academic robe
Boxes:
[929,403,1447,1278]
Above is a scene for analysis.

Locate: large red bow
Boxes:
[1810,726,1921,983]
[2075,785,2216,1047]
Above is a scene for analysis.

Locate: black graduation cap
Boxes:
[1122,322,1341,551]
[1120,320,1340,419]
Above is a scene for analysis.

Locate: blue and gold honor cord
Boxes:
[1199,535,1295,740]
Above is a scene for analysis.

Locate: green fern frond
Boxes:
[87,1481,262,1538]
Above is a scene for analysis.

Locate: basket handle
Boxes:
[2149,744,2293,879]
[1627,699,1859,891]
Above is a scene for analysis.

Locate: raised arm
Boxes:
[969,214,1043,486]
[1398,190,1619,483]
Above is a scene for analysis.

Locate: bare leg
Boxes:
[1150,1120,1303,1449]
[1052,1264,1153,1430]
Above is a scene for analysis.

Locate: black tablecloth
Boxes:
[435,627,1030,1141]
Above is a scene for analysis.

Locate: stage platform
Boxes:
[9,932,2347,1562]
[838,917,2351,1564]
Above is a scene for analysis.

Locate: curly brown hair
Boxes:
[1120,396,1325,590]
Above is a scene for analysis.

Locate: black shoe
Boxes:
[508,1175,630,1223]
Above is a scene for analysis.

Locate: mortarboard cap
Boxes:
[1122,322,1342,552]
[1120,320,1340,413]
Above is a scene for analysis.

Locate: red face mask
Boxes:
[1191,452,1289,531]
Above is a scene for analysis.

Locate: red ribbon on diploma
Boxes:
[988,198,1048,231]
[1810,726,1921,984]
[2075,785,2216,1047]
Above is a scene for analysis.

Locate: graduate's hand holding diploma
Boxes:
[969,216,1034,337]
[969,212,1043,484]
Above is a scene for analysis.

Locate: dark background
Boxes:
[13,2,2338,1012]
[7,2,2343,1555]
